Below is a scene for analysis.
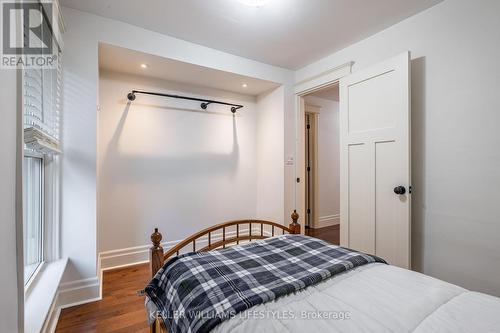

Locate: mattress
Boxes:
[212,263,500,332]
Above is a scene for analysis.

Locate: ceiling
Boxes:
[99,43,280,96]
[62,0,442,69]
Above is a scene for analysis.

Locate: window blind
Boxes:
[23,3,62,155]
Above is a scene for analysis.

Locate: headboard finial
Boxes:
[151,228,162,247]
[150,228,164,277]
[289,210,300,234]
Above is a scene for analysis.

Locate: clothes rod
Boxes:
[127,90,244,113]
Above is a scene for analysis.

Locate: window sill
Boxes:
[24,258,68,333]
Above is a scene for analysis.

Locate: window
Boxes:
[22,2,63,286]
[23,155,44,283]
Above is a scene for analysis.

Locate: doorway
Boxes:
[303,84,340,245]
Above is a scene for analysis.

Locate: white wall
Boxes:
[59,12,98,285]
[60,6,292,295]
[0,70,23,332]
[296,0,500,296]
[98,70,263,254]
[304,96,340,222]
[256,87,285,224]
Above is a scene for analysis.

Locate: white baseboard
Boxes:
[42,277,101,332]
[57,276,101,309]
[99,242,175,271]
[98,228,266,271]
[41,298,60,333]
[314,214,340,228]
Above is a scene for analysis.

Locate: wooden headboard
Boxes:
[149,210,300,277]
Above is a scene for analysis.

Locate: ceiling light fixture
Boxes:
[242,83,248,88]
[238,0,269,8]
[140,63,148,69]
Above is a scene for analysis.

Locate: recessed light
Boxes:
[140,64,148,69]
[238,0,269,7]
[242,83,248,88]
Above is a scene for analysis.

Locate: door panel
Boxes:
[375,140,404,266]
[348,143,375,254]
[340,51,411,269]
[347,70,398,133]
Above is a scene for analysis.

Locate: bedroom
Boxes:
[1,0,499,332]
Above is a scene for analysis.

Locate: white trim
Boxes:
[294,62,353,95]
[305,104,321,114]
[58,294,101,310]
[101,260,149,272]
[98,228,270,271]
[58,276,99,292]
[315,214,340,228]
[46,278,101,331]
[41,296,60,333]
[56,276,101,309]
[45,288,102,332]
[44,154,61,262]
[99,241,175,271]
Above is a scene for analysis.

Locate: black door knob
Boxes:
[394,186,406,195]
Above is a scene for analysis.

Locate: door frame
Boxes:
[294,62,353,233]
[304,108,319,229]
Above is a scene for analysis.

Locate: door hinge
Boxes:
[307,124,311,129]
[307,166,311,172]
[307,208,311,214]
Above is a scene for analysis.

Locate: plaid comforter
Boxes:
[145,234,386,333]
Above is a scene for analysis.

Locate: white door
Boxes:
[339,51,411,269]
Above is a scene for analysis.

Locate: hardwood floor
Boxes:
[55,227,340,332]
[305,224,340,245]
[55,264,151,333]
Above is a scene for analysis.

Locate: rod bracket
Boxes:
[127,92,136,101]
[231,106,243,114]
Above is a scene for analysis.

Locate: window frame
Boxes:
[23,151,45,288]
[21,0,63,293]
[23,151,61,295]
[42,153,60,262]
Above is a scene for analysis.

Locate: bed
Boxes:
[145,211,500,333]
